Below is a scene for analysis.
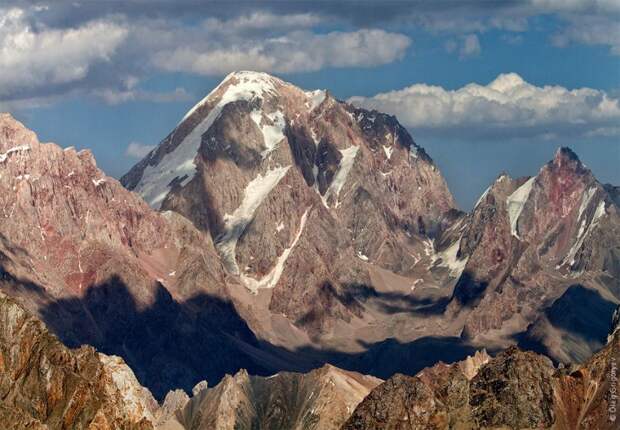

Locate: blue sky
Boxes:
[1,1,619,209]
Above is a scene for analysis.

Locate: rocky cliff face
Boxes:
[447,147,620,363]
[343,322,620,430]
[0,290,156,429]
[0,113,274,399]
[0,113,225,300]
[122,71,457,343]
[158,364,381,430]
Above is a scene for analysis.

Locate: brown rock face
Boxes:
[122,71,457,343]
[0,290,156,429]
[159,364,381,430]
[343,323,620,430]
[448,147,620,363]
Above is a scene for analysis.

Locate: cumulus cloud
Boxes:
[0,7,127,97]
[1,0,618,111]
[0,5,412,105]
[125,142,155,159]
[349,73,620,140]
[149,29,411,75]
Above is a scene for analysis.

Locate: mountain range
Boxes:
[0,71,618,429]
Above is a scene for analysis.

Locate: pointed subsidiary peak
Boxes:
[473,172,515,209]
[546,146,590,178]
[553,146,580,165]
[494,172,512,184]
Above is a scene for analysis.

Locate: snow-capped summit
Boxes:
[122,71,455,340]
[123,71,329,209]
[179,71,284,125]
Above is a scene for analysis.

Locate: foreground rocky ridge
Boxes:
[1,285,617,430]
[158,365,381,430]
[0,287,380,430]
[343,311,620,429]
[0,290,156,429]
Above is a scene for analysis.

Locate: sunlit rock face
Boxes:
[0,291,157,429]
[122,71,460,347]
[344,325,620,430]
[157,364,381,430]
[447,147,620,363]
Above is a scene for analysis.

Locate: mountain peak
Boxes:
[0,112,25,129]
[220,70,284,94]
[225,70,281,83]
[553,146,580,165]
[546,146,590,178]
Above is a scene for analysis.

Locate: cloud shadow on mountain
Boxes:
[1,271,471,399]
[34,276,271,400]
[544,284,616,343]
[514,284,617,363]
[337,282,450,315]
[450,271,489,308]
[3,270,614,402]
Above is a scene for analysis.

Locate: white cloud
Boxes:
[0,8,127,96]
[1,1,618,110]
[150,29,411,75]
[126,142,155,159]
[523,1,620,54]
[349,73,620,140]
[0,7,412,104]
[94,87,192,105]
[202,12,322,34]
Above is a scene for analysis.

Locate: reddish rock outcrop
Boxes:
[448,147,620,363]
[0,113,267,399]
